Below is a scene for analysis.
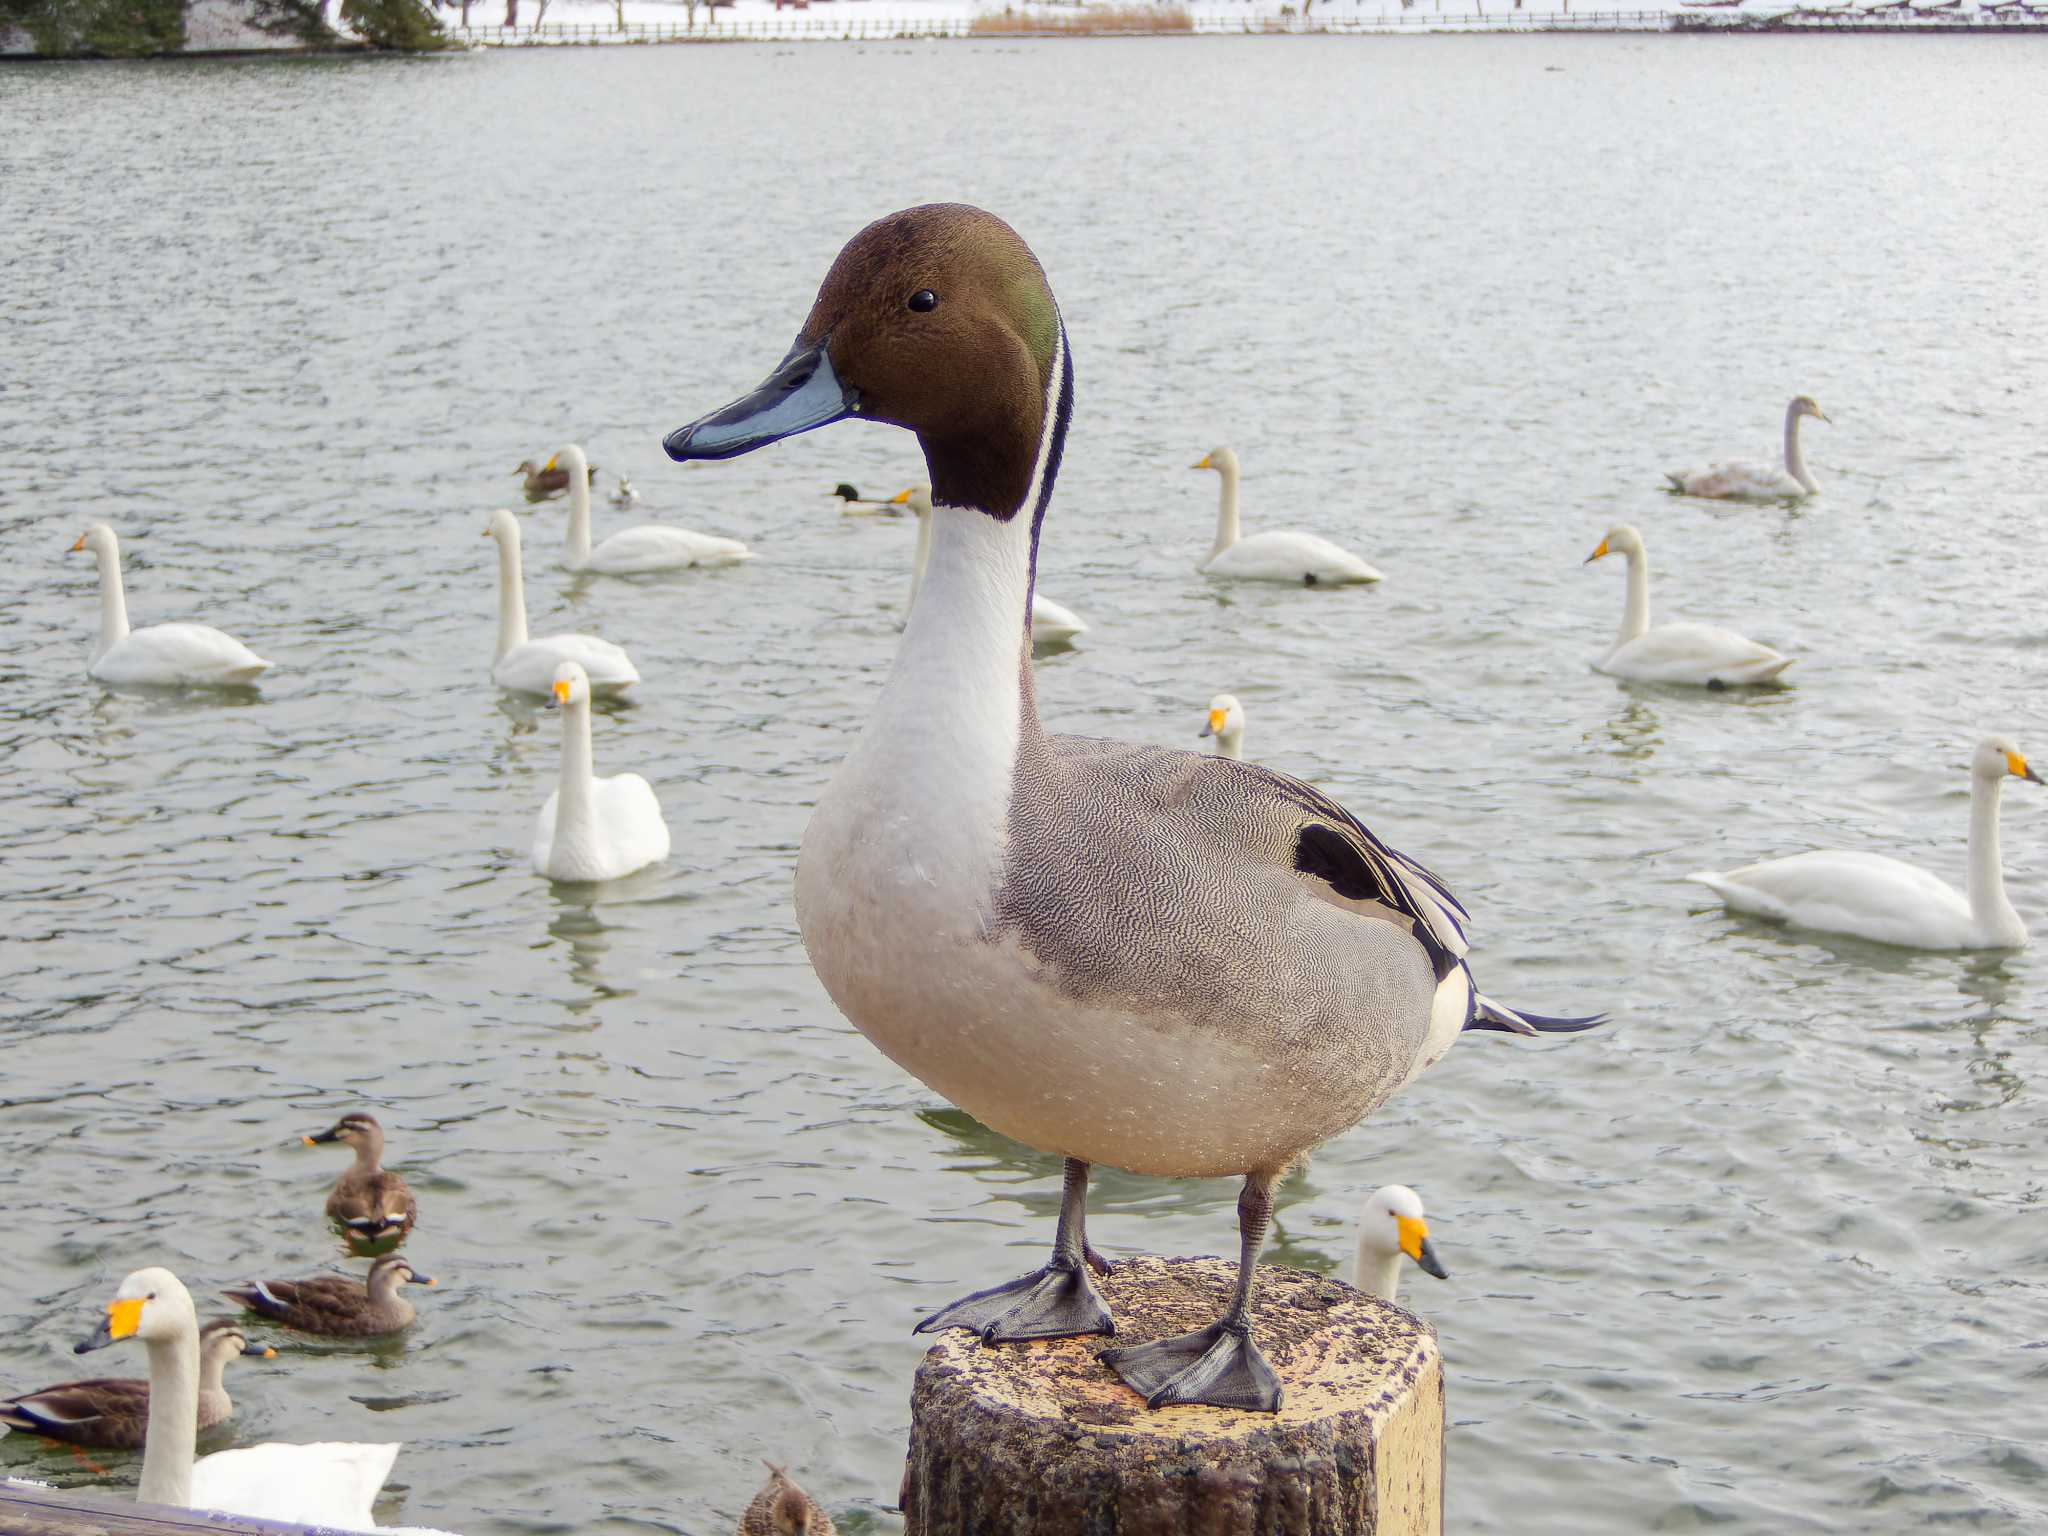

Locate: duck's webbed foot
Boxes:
[915,1257,1113,1342]
[1099,1319,1281,1411]
[914,1157,1115,1343]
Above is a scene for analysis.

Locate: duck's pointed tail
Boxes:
[1466,991,1608,1037]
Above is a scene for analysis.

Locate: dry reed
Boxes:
[968,5,1195,33]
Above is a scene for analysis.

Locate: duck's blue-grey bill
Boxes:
[664,339,858,461]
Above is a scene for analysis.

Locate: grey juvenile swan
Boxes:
[662,204,1600,1412]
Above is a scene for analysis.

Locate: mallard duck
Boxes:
[661,203,1600,1412]
[223,1256,433,1339]
[1352,1185,1449,1303]
[739,1464,838,1536]
[829,482,896,515]
[69,525,272,688]
[75,1269,401,1525]
[1665,395,1829,499]
[305,1112,417,1247]
[0,1318,270,1450]
[517,455,598,502]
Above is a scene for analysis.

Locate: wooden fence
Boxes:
[444,7,2048,42]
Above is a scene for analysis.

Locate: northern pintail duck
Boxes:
[305,1112,418,1248]
[1688,736,2041,950]
[1665,395,1829,499]
[1352,1185,1449,1303]
[548,443,750,574]
[1583,524,1793,686]
[663,204,1599,1412]
[896,483,1085,643]
[76,1269,400,1525]
[223,1256,432,1338]
[1194,447,1383,585]
[484,509,641,698]
[1,1317,270,1450]
[69,524,273,688]
[738,1464,838,1536]
[517,454,598,502]
[1199,693,1245,760]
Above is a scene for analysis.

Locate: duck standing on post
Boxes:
[663,204,1600,1412]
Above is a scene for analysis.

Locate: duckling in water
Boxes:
[0,1318,271,1450]
[222,1256,433,1338]
[739,1464,838,1536]
[304,1112,417,1252]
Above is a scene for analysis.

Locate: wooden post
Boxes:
[902,1256,1444,1536]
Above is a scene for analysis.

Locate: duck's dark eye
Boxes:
[907,289,938,314]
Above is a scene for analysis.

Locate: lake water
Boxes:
[4,33,2047,1536]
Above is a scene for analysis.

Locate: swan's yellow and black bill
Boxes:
[542,454,559,473]
[1192,454,1213,470]
[664,337,859,463]
[1584,538,1611,564]
[2007,750,2041,784]
[890,488,914,505]
[1201,707,1227,738]
[69,534,86,552]
[552,679,572,705]
[1397,1215,1449,1280]
[74,1296,145,1354]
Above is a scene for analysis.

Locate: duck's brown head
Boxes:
[666,204,1068,523]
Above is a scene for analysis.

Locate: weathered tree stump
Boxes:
[903,1255,1443,1536]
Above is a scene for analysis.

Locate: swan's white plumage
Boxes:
[1688,737,2039,951]
[189,1441,400,1529]
[553,444,748,574]
[533,661,670,882]
[1585,524,1791,686]
[484,509,639,698]
[1195,447,1382,585]
[70,524,271,688]
[1666,395,1828,499]
[1200,693,1245,760]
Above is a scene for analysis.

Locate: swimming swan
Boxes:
[550,444,749,574]
[1583,524,1792,686]
[74,1267,399,1529]
[532,661,670,882]
[1666,396,1829,499]
[1194,448,1382,585]
[484,509,639,698]
[1353,1184,1449,1303]
[69,525,272,688]
[898,484,1086,643]
[1199,694,1245,760]
[1688,737,2041,949]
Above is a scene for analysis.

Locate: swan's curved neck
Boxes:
[1218,727,1244,761]
[1783,406,1817,495]
[562,448,594,564]
[909,511,933,612]
[139,1328,200,1507]
[1967,772,2021,941]
[554,697,598,849]
[1355,1244,1403,1304]
[1210,461,1242,560]
[1614,545,1651,651]
[92,542,131,660]
[494,534,529,660]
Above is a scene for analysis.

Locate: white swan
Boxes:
[484,509,639,698]
[550,445,748,574]
[1583,524,1792,686]
[898,485,1086,643]
[1688,737,2041,950]
[1353,1185,1449,1303]
[1194,448,1382,585]
[75,1267,398,1530]
[68,525,271,688]
[1666,396,1829,499]
[533,662,670,882]
[1199,693,1245,760]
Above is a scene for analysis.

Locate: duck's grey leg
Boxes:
[1098,1170,1282,1412]
[914,1157,1114,1342]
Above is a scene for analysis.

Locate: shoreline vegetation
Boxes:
[2,0,2040,57]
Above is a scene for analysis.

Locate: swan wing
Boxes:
[585,524,751,574]
[190,1440,399,1530]
[94,623,271,686]
[1606,622,1792,685]
[1203,531,1383,584]
[1029,591,1086,641]
[1689,851,1974,948]
[597,773,671,873]
[496,636,640,696]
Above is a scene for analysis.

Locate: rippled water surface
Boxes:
[5,34,2048,1536]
